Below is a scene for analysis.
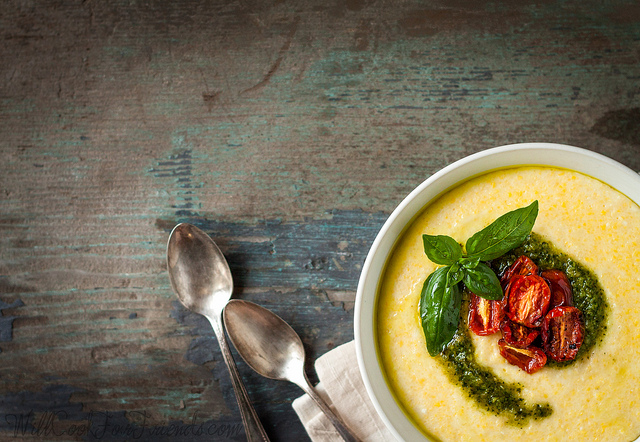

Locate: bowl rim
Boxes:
[353,142,640,442]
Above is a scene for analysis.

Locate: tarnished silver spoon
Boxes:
[223,299,362,442]
[166,223,270,442]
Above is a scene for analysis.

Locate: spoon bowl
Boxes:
[223,299,306,383]
[167,223,270,442]
[167,223,233,316]
[224,299,362,442]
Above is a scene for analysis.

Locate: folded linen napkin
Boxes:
[292,341,397,442]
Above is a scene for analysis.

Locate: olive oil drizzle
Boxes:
[437,233,608,425]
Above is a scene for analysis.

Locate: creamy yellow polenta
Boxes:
[377,167,640,441]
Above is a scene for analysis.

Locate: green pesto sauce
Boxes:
[438,233,608,425]
[441,329,552,426]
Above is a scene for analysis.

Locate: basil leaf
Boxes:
[420,266,462,356]
[463,262,503,300]
[459,256,480,269]
[447,263,464,287]
[465,200,539,261]
[423,234,462,265]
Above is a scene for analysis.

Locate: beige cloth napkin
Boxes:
[292,341,397,442]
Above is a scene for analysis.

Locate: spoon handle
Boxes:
[208,315,271,442]
[299,374,362,442]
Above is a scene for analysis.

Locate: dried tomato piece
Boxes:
[500,320,540,348]
[542,306,584,362]
[540,269,573,308]
[500,255,538,289]
[498,339,547,374]
[468,292,504,336]
[505,275,551,328]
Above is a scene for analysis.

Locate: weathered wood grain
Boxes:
[1,0,639,440]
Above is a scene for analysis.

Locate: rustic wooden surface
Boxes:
[1,0,639,440]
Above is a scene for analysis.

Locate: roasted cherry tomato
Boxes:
[468,292,504,336]
[498,339,547,374]
[500,255,538,289]
[542,306,584,362]
[540,269,573,308]
[505,274,551,328]
[500,320,540,348]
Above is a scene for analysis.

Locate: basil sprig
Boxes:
[419,201,538,356]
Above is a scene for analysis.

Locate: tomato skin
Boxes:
[468,292,504,336]
[498,339,547,374]
[505,275,551,328]
[500,320,540,348]
[500,255,538,289]
[542,306,584,362]
[541,269,573,308]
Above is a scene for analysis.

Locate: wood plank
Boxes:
[1,0,639,440]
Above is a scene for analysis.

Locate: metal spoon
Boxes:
[223,299,362,442]
[166,223,270,442]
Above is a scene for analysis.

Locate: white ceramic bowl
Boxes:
[354,142,640,442]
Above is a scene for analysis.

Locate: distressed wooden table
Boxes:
[1,0,639,440]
